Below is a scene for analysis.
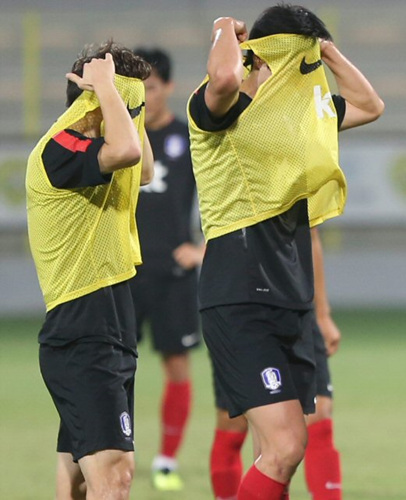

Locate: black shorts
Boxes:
[203,303,316,418]
[313,316,333,398]
[130,269,201,354]
[39,341,137,462]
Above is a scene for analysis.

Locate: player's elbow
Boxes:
[114,144,142,170]
[209,67,241,96]
[124,141,143,166]
[99,141,142,173]
[363,95,385,124]
[371,97,385,121]
[140,164,154,186]
[342,97,385,131]
[361,98,385,126]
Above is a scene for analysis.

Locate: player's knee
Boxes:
[261,437,306,476]
[115,455,135,494]
[313,396,333,422]
[87,454,135,499]
[115,467,134,498]
[282,438,306,468]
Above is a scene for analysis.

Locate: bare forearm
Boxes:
[140,130,154,185]
[96,81,141,171]
[311,227,331,318]
[208,17,244,87]
[205,17,247,117]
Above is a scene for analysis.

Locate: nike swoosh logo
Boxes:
[127,101,145,118]
[300,57,322,75]
[181,332,200,347]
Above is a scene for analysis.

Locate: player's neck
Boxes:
[146,109,174,131]
[241,69,261,99]
[69,109,103,138]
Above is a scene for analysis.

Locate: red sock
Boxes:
[304,419,342,500]
[238,465,288,500]
[210,429,247,499]
[160,380,191,458]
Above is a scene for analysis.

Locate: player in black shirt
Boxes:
[130,48,205,491]
[188,6,384,499]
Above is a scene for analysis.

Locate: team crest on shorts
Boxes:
[120,412,132,437]
[261,367,282,393]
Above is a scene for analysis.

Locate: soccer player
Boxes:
[26,41,154,500]
[187,4,384,499]
[130,47,205,491]
[209,227,344,500]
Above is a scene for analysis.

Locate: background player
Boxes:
[26,41,154,499]
[209,227,343,500]
[187,4,384,499]
[130,47,205,491]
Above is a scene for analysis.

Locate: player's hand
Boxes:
[172,242,205,270]
[212,17,248,44]
[233,18,248,43]
[319,38,338,63]
[317,313,341,356]
[66,53,115,91]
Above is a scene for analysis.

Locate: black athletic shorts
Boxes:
[202,303,316,418]
[39,341,137,462]
[130,269,201,354]
[312,315,333,398]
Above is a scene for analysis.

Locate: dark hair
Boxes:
[133,47,172,83]
[66,40,152,107]
[245,3,333,67]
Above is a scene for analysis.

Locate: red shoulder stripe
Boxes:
[52,130,92,153]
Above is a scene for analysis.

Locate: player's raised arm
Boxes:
[320,40,384,130]
[67,53,142,174]
[205,17,247,118]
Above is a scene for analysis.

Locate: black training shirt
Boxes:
[135,118,197,276]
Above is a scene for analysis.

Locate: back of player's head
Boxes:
[66,40,152,107]
[132,47,172,83]
[245,4,332,68]
[250,3,332,41]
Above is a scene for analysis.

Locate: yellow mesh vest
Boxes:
[187,34,347,241]
[26,75,145,311]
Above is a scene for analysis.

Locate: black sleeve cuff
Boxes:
[82,137,112,186]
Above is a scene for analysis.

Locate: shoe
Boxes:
[152,468,184,491]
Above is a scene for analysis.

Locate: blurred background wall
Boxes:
[0,0,405,316]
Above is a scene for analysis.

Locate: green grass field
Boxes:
[1,309,406,499]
